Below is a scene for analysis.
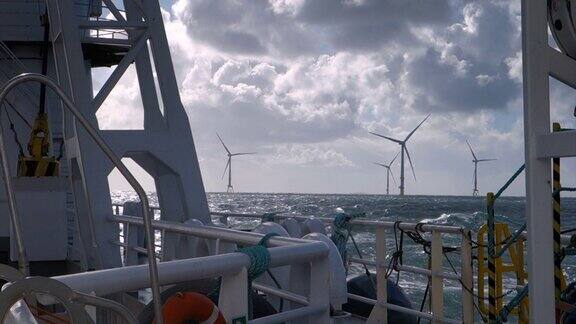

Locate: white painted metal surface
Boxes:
[521,0,576,322]
[103,214,333,323]
[209,210,476,323]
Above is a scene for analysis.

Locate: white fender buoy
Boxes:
[280,218,302,238]
[301,218,327,236]
[180,219,237,257]
[301,233,348,308]
[253,222,291,311]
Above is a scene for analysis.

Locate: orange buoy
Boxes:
[154,292,226,324]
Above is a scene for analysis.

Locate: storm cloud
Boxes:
[103,0,575,195]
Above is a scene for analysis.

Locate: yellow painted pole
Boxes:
[552,122,562,301]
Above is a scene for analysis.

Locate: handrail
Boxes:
[112,208,475,323]
[112,204,574,242]
[0,73,163,323]
[209,211,465,234]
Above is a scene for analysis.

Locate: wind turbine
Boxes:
[370,114,431,196]
[466,140,496,196]
[373,151,400,195]
[217,134,256,193]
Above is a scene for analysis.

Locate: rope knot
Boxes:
[331,212,365,270]
[237,232,278,281]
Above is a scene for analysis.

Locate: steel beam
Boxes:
[536,130,576,158]
[522,0,556,322]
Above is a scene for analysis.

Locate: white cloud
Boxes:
[271,144,355,167]
[102,0,562,195]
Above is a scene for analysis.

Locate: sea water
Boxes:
[112,192,576,322]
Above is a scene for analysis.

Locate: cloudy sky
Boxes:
[105,0,576,196]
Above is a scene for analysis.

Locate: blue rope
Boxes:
[495,164,525,199]
[236,232,278,319]
[498,284,529,322]
[331,212,364,270]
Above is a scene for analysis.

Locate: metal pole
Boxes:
[461,230,474,324]
[552,122,563,301]
[0,73,164,324]
[430,230,444,324]
[522,0,556,321]
[0,115,27,276]
[486,192,497,323]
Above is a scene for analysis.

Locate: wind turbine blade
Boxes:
[405,113,431,141]
[216,133,231,155]
[477,158,497,162]
[405,146,417,181]
[373,162,387,168]
[389,150,400,167]
[390,168,397,185]
[466,140,478,161]
[369,132,403,144]
[232,152,257,156]
[221,159,230,180]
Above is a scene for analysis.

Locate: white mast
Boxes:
[522,0,576,321]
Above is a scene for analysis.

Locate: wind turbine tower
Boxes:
[370,114,431,196]
[217,134,256,193]
[466,140,496,196]
[373,152,399,195]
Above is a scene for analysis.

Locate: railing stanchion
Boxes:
[431,230,444,324]
[461,230,474,324]
[368,225,388,323]
[124,222,130,265]
[160,229,166,262]
[309,249,331,324]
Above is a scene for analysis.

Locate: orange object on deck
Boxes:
[154,292,226,324]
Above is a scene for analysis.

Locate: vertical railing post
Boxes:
[461,230,474,324]
[309,252,331,324]
[123,222,130,265]
[160,229,166,262]
[219,268,249,322]
[430,230,444,324]
[486,192,497,322]
[368,225,387,323]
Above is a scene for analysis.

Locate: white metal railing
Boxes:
[111,205,475,323]
[209,211,474,324]
[106,213,332,323]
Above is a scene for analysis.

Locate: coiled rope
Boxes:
[210,233,276,320]
[331,212,358,267]
[236,233,277,319]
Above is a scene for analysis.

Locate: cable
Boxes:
[3,104,25,156]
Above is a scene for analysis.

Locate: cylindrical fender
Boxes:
[301,233,348,308]
[301,218,327,236]
[280,218,302,238]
